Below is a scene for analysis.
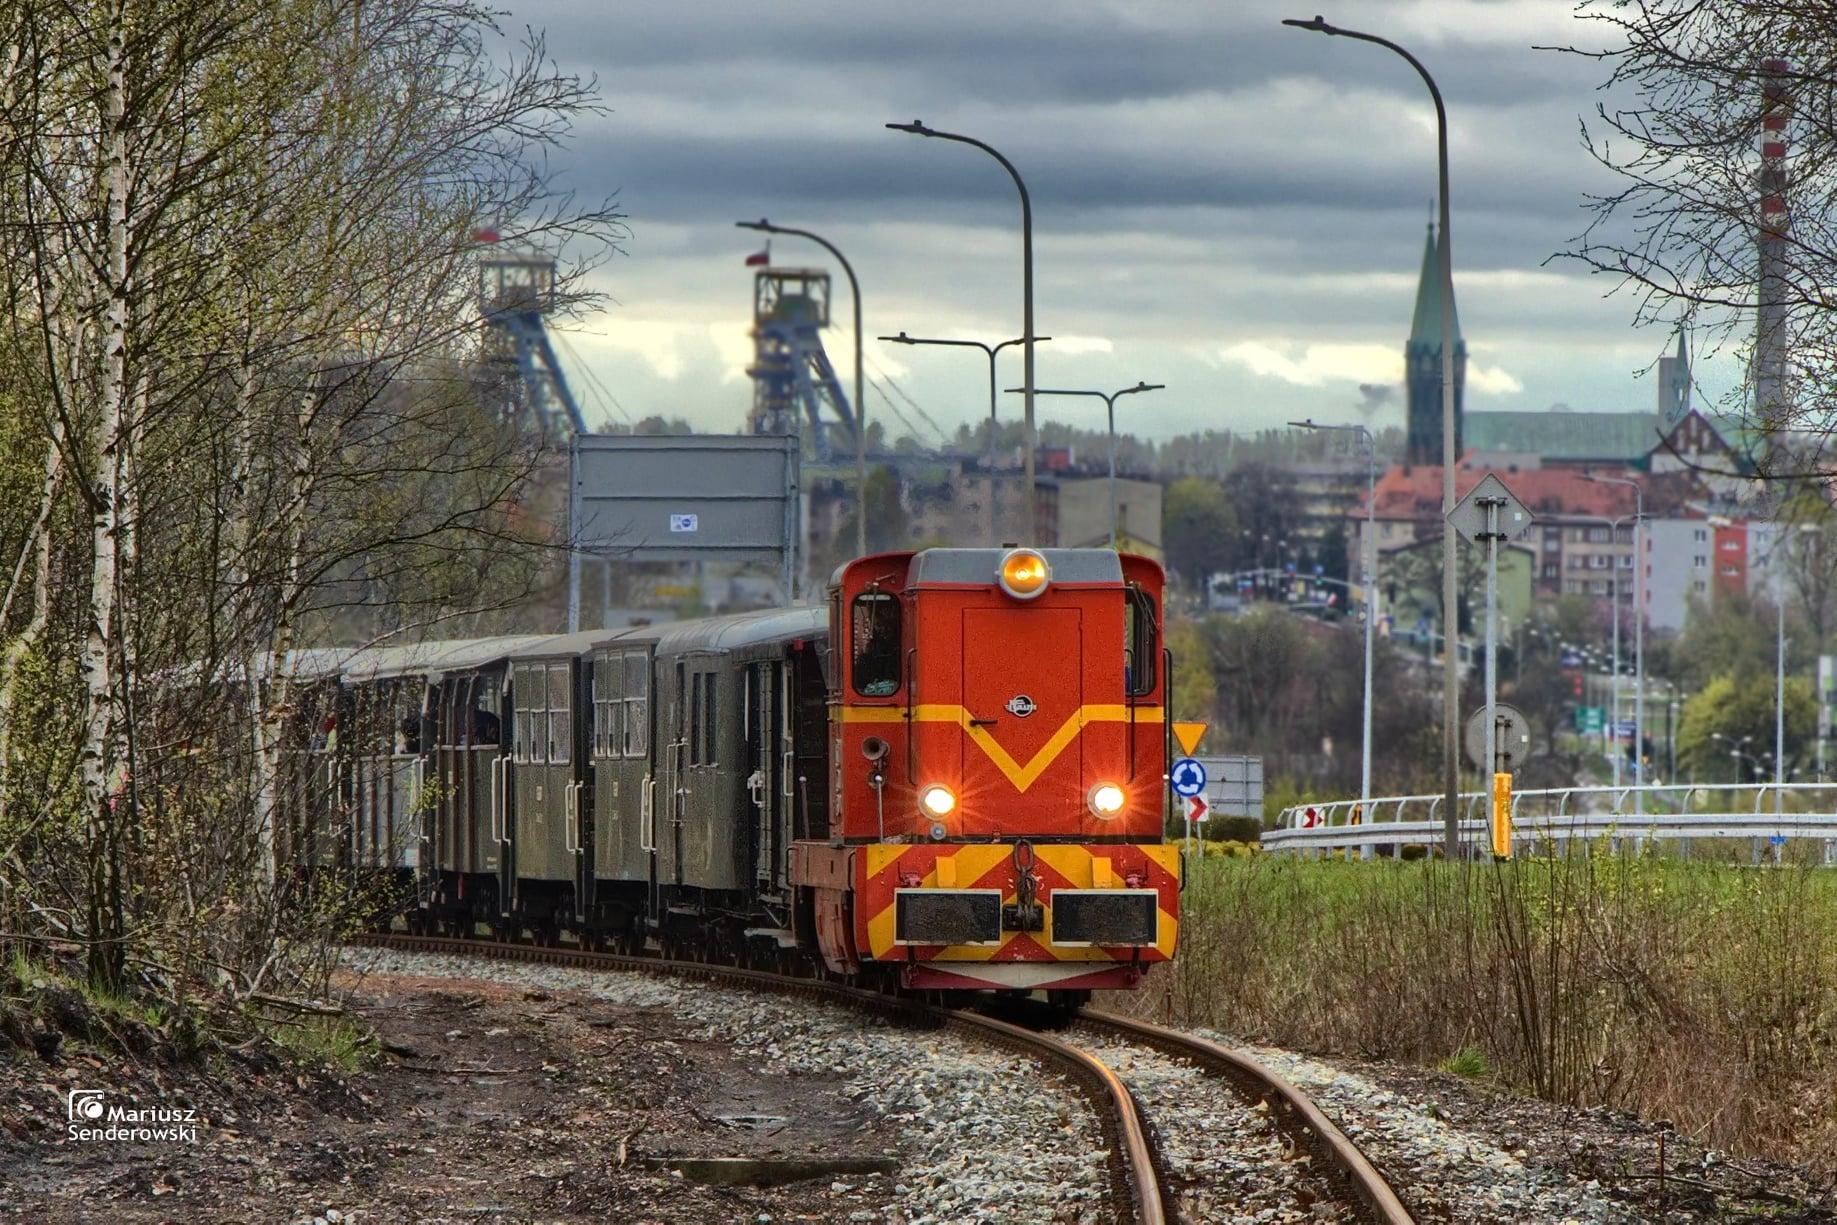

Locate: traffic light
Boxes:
[1567,671,1583,699]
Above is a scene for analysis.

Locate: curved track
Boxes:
[351,933,1166,1224]
[1077,1009,1415,1225]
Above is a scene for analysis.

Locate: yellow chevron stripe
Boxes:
[841,704,1164,792]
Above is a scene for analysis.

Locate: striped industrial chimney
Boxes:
[1755,57,1790,433]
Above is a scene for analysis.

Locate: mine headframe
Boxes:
[475,230,587,447]
[746,267,858,461]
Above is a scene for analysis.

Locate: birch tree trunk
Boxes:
[78,3,133,987]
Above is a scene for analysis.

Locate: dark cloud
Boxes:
[492,1,1690,438]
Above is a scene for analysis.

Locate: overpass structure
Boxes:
[1269,782,1837,865]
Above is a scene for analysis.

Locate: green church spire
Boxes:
[1408,221,1461,347]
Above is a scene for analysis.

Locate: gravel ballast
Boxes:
[345,949,1111,1224]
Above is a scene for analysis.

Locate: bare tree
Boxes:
[1562,1,1837,478]
[0,0,623,995]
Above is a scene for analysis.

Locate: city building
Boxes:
[1404,223,1466,465]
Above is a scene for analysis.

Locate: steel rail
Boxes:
[1080,1008,1416,1225]
[349,933,1165,1224]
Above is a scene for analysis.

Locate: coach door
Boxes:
[748,661,791,894]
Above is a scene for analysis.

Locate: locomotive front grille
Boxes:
[894,888,1003,946]
[1051,889,1159,947]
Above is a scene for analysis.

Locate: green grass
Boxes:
[1137,854,1837,1174]
[261,1014,374,1073]
[1438,1046,1488,1079]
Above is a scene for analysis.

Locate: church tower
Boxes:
[1404,222,1465,464]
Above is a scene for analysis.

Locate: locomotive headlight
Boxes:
[920,784,957,818]
[1087,782,1127,818]
[997,548,1051,600]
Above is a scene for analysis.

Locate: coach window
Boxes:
[699,673,718,765]
[514,665,542,762]
[472,675,502,746]
[624,653,649,757]
[851,592,901,697]
[1124,588,1157,696]
[548,662,571,764]
[594,653,621,760]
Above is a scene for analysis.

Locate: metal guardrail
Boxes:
[1269,783,1837,863]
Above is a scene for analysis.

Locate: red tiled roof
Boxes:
[1358,462,1639,522]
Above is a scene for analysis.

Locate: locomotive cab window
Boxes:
[1124,587,1157,696]
[851,592,901,697]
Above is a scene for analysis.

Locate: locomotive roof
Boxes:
[909,547,1125,586]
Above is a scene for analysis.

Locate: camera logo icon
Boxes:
[67,1089,105,1122]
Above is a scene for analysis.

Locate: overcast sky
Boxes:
[509,0,1740,444]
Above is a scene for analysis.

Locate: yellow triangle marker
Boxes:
[1173,721,1208,756]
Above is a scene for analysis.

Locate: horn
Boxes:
[861,736,890,762]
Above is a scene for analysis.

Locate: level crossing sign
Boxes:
[1170,757,1207,798]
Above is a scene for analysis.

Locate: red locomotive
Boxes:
[800,547,1178,998]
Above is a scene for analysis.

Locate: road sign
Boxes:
[1201,754,1264,817]
[1173,721,1208,756]
[1185,794,1210,824]
[1446,473,1534,545]
[1465,703,1531,770]
[1575,706,1606,734]
[1300,806,1321,829]
[1611,720,1637,738]
[1170,757,1207,798]
[1769,834,1787,848]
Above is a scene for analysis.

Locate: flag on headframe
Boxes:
[745,244,770,267]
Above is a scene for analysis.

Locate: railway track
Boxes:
[350,932,1411,1224]
[1076,1010,1414,1224]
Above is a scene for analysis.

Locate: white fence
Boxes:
[1268,783,1837,864]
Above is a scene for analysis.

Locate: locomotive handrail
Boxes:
[904,646,917,783]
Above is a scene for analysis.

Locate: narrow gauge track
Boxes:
[1076,1010,1415,1225]
[351,932,1165,1224]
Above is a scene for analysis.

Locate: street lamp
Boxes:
[1586,474,1645,809]
[1291,418,1378,855]
[887,120,1041,542]
[1581,511,1638,786]
[1007,382,1164,545]
[880,331,1048,546]
[1283,14,1461,858]
[738,219,867,559]
[1764,520,1821,813]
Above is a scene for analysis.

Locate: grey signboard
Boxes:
[571,433,798,562]
[567,433,800,628]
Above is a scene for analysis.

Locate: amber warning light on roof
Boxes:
[997,548,1050,600]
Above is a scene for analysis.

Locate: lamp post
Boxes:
[880,331,1046,546]
[1586,475,1644,809]
[738,219,867,558]
[1291,419,1378,855]
[1581,512,1636,785]
[887,121,1040,542]
[1008,382,1164,545]
[1764,521,1816,814]
[1283,15,1460,858]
